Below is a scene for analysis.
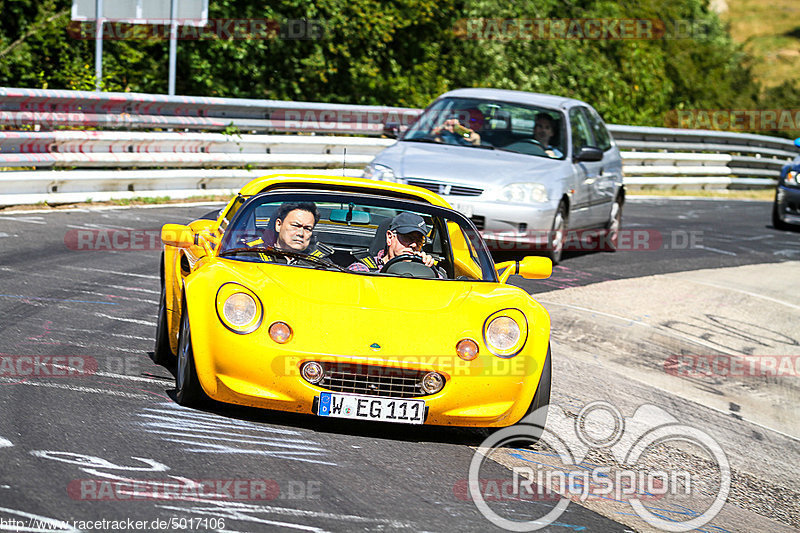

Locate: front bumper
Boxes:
[776,185,800,226]
[187,313,549,428]
[443,195,558,250]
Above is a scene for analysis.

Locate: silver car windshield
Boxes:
[403,97,566,160]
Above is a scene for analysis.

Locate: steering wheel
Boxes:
[380,254,439,278]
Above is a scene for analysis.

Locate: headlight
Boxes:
[497,183,548,203]
[362,163,396,182]
[484,309,528,357]
[786,171,798,186]
[216,283,263,334]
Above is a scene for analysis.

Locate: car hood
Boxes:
[190,260,548,358]
[374,141,567,188]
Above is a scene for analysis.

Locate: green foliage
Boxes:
[0,0,790,132]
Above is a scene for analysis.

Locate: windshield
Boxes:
[217,191,497,282]
[402,97,566,159]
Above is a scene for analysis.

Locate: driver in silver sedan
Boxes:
[348,212,438,273]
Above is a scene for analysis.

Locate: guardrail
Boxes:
[1,88,796,206]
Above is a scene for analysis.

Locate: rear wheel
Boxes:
[547,203,568,265]
[176,303,206,407]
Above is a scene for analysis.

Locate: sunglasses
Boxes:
[393,231,426,247]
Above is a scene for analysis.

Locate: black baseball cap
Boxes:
[389,212,427,236]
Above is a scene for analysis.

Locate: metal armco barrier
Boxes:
[1,88,796,206]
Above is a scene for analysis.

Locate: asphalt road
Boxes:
[0,198,797,533]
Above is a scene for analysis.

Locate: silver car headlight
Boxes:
[363,163,396,182]
[497,183,548,203]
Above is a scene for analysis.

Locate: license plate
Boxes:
[449,201,474,219]
[317,392,425,424]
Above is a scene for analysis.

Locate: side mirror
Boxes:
[383,122,400,139]
[495,256,552,284]
[795,137,800,148]
[573,146,603,162]
[161,224,195,248]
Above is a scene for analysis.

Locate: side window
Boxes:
[569,107,594,153]
[586,107,612,151]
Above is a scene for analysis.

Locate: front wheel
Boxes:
[547,203,568,265]
[772,200,790,230]
[176,304,206,407]
[604,196,623,252]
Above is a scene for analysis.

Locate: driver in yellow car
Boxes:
[244,201,333,262]
[348,212,437,272]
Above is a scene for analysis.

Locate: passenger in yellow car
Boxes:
[245,201,332,262]
[348,212,440,274]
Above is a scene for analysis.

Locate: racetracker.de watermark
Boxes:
[64,229,163,251]
[480,229,702,252]
[469,401,730,531]
[68,478,320,501]
[0,355,97,378]
[67,19,325,40]
[453,18,723,41]
[274,357,540,378]
[665,354,800,378]
[665,109,800,131]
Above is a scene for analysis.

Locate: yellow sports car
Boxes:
[155,174,552,428]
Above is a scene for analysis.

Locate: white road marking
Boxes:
[66,223,136,230]
[140,408,302,435]
[0,216,46,224]
[696,244,737,256]
[63,265,159,280]
[0,506,79,532]
[0,379,151,399]
[94,313,157,327]
[143,429,324,450]
[0,438,12,448]
[160,439,336,464]
[63,327,151,341]
[679,279,800,310]
[0,267,159,294]
[158,501,416,528]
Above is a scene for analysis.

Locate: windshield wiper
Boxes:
[219,246,347,272]
[402,137,441,144]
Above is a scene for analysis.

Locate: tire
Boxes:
[152,289,173,365]
[498,346,551,447]
[520,346,551,426]
[176,303,206,407]
[604,196,623,252]
[772,200,790,231]
[547,203,568,265]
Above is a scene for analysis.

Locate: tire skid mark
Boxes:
[136,403,335,466]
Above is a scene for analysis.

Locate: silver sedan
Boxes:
[364,88,625,263]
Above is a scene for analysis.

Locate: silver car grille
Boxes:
[405,178,483,197]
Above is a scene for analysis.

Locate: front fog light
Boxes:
[302,362,324,384]
[421,372,445,394]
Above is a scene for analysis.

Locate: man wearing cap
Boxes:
[348,212,440,274]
